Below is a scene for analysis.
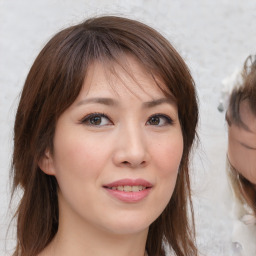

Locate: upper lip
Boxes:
[103,179,153,188]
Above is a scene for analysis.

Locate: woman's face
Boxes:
[228,100,256,184]
[41,55,183,236]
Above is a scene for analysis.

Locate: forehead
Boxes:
[239,101,256,133]
[79,55,174,101]
[229,101,256,145]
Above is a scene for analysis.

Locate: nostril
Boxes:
[121,160,146,167]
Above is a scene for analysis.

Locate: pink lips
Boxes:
[103,179,153,203]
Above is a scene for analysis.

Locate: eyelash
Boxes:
[146,113,173,126]
[80,113,113,126]
[80,113,173,127]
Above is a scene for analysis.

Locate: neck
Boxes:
[39,208,148,256]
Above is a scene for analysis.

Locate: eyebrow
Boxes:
[76,98,118,106]
[76,97,175,108]
[142,98,176,108]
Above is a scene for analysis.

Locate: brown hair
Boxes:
[226,54,256,215]
[11,16,198,256]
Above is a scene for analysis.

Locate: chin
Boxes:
[101,214,155,235]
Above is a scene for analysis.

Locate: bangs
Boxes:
[227,54,256,129]
[87,52,176,104]
[80,23,178,101]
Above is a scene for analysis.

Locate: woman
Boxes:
[11,16,198,256]
[225,55,256,255]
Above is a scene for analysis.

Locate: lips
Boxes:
[104,178,152,189]
[103,179,153,203]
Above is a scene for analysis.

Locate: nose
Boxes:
[112,125,150,168]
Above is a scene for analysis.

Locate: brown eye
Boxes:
[148,116,160,125]
[90,116,102,125]
[147,114,173,126]
[81,113,112,126]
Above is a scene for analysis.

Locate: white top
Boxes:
[230,185,256,256]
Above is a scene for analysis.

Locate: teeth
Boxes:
[110,185,146,192]
[117,186,124,191]
[132,186,139,192]
[124,185,131,192]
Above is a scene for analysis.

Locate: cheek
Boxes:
[228,143,256,181]
[51,129,112,212]
[52,128,110,181]
[152,134,184,175]
[149,134,183,216]
[149,131,183,202]
[228,139,241,168]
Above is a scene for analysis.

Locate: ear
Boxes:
[38,149,56,175]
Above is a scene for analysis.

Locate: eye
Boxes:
[81,113,113,126]
[147,114,173,126]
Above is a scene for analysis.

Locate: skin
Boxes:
[39,55,184,256]
[228,100,256,185]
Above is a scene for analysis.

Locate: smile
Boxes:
[103,179,152,202]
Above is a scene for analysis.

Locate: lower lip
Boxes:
[104,188,151,203]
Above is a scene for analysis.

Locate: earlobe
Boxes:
[38,149,55,175]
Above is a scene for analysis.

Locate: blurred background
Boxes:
[1,0,256,255]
